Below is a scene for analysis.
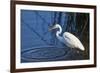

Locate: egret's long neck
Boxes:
[56,25,63,41]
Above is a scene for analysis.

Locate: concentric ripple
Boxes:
[21,47,69,62]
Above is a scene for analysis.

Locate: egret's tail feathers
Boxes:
[79,44,85,51]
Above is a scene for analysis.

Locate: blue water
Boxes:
[21,10,89,63]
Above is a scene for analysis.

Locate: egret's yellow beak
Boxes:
[48,25,56,31]
[49,27,53,31]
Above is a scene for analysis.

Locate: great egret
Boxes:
[49,24,85,51]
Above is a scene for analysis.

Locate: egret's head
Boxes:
[49,24,60,31]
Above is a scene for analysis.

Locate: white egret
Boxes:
[49,24,85,51]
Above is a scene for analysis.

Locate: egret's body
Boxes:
[49,24,85,51]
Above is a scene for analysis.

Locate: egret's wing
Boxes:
[63,32,85,51]
[63,32,76,48]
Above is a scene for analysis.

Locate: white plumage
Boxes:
[49,24,85,51]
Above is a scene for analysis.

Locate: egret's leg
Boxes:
[76,50,80,53]
[67,48,73,56]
